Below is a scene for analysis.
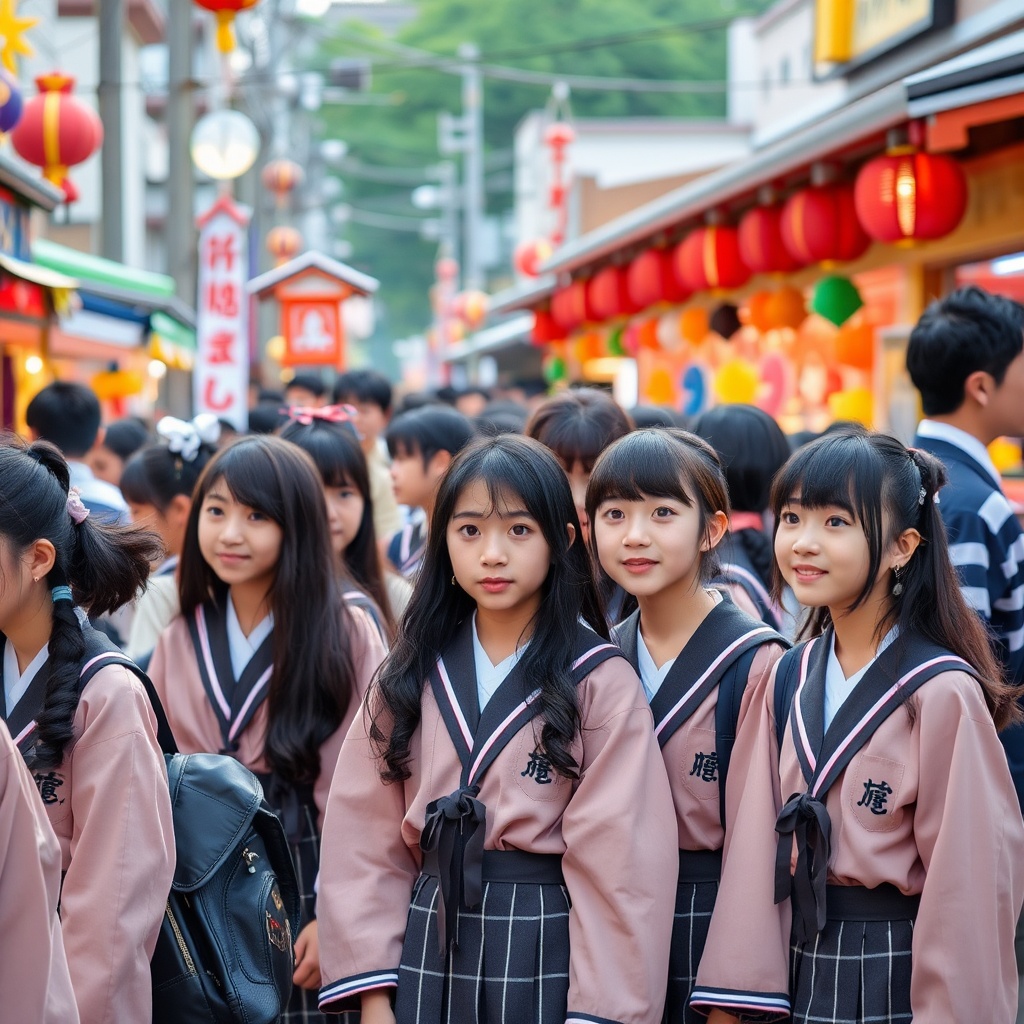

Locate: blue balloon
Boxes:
[0,70,23,135]
[682,363,706,418]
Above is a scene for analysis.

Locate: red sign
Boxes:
[281,298,343,367]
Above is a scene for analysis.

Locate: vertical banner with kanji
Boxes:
[195,195,251,429]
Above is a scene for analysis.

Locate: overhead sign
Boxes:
[282,298,344,366]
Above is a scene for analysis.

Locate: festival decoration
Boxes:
[622,322,641,356]
[756,353,789,417]
[0,0,36,74]
[710,303,742,341]
[828,387,873,426]
[780,182,870,265]
[531,308,561,346]
[714,359,759,405]
[681,363,709,417]
[451,290,489,330]
[626,247,690,310]
[607,327,626,356]
[573,331,603,364]
[646,368,675,406]
[543,352,567,385]
[638,318,660,351]
[514,237,554,277]
[586,265,634,321]
[266,226,303,265]
[91,368,143,401]
[261,158,304,208]
[854,150,968,244]
[764,285,807,330]
[544,121,575,246]
[679,307,710,346]
[834,320,875,370]
[435,256,459,282]
[674,225,751,293]
[11,73,103,203]
[811,275,864,327]
[551,281,588,333]
[738,202,804,274]
[194,0,259,54]
[656,311,682,351]
[0,68,22,135]
[745,290,774,334]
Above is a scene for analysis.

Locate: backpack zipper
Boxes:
[242,847,260,874]
[166,901,196,976]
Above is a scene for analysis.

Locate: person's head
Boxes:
[283,372,326,409]
[247,403,287,435]
[120,416,220,561]
[474,399,528,437]
[371,434,606,784]
[770,427,1016,728]
[455,386,491,419]
[25,382,102,458]
[629,405,679,429]
[181,434,359,783]
[385,405,475,511]
[907,286,1024,442]
[0,436,159,768]
[525,387,635,539]
[86,417,150,486]
[333,369,394,451]
[587,429,729,602]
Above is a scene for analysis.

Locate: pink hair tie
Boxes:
[66,487,90,525]
[285,404,357,427]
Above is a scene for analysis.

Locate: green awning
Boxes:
[150,310,196,351]
[32,238,176,298]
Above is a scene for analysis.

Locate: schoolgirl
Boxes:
[0,438,174,1022]
[586,428,788,1023]
[148,434,387,1023]
[119,413,219,659]
[317,433,678,1024]
[693,428,1024,1023]
[280,409,407,637]
[693,404,792,633]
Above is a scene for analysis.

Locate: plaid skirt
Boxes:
[395,868,571,1023]
[789,885,916,1024]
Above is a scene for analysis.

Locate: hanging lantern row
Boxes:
[449,290,489,330]
[266,225,303,266]
[261,157,304,208]
[194,0,260,54]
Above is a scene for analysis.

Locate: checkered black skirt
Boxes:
[394,870,571,1023]
[789,885,916,1024]
[665,879,719,1023]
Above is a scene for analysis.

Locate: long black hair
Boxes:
[0,436,160,768]
[179,435,357,786]
[770,428,1019,729]
[120,437,216,514]
[372,434,606,783]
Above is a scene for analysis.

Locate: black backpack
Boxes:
[78,627,302,1024]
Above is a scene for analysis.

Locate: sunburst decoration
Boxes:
[0,0,37,74]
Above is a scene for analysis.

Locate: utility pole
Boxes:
[167,1,195,302]
[98,0,124,261]
[458,43,485,292]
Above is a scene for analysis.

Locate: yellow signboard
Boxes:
[815,0,953,68]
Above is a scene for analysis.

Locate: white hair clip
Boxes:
[918,486,926,506]
[157,414,221,462]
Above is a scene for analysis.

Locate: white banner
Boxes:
[194,196,250,429]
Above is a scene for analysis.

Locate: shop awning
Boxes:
[0,253,77,291]
[442,314,533,364]
[488,276,555,317]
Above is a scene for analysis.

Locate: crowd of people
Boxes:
[2,283,1024,1024]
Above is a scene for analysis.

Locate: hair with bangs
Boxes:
[525,388,634,472]
[179,435,358,784]
[585,428,731,584]
[372,434,606,783]
[770,427,1017,729]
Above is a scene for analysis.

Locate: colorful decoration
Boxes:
[586,265,634,321]
[780,183,871,265]
[435,256,459,282]
[714,359,759,405]
[514,237,554,277]
[0,68,22,134]
[756,353,789,417]
[266,225,302,265]
[573,331,603,364]
[990,438,1022,475]
[745,291,774,334]
[261,158,304,208]
[543,352,567,385]
[544,121,575,246]
[0,0,37,74]
[11,73,103,203]
[626,247,690,310]
[607,327,626,356]
[710,303,742,341]
[656,311,682,351]
[680,306,710,346]
[622,322,641,356]
[738,203,804,274]
[828,387,873,426]
[764,286,807,331]
[646,368,675,406]
[811,275,864,327]
[531,309,561,346]
[638,318,660,351]
[834,320,875,370]
[681,363,709,417]
[91,368,143,401]
[451,290,489,329]
[674,226,751,293]
[854,150,968,244]
[194,0,259,54]
[551,281,588,333]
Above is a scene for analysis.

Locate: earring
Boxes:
[892,565,904,597]
[451,575,456,587]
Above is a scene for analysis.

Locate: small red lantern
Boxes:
[673,226,751,293]
[780,183,871,265]
[451,290,489,329]
[11,72,103,204]
[854,150,968,244]
[514,237,554,277]
[627,248,691,310]
[194,0,260,54]
[532,308,561,346]
[586,266,635,322]
[544,121,576,152]
[551,281,588,333]
[435,257,459,282]
[266,225,303,265]
[738,203,804,274]
[261,158,304,208]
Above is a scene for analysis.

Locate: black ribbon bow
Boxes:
[774,792,833,945]
[420,785,487,954]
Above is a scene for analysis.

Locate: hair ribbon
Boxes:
[66,487,90,525]
[157,414,221,462]
[285,404,357,427]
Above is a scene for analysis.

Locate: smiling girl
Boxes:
[147,435,386,1024]
[316,433,677,1024]
[587,429,788,1023]
[692,427,1024,1024]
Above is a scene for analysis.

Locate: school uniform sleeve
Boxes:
[908,672,1024,1023]
[690,658,792,1021]
[60,664,175,1024]
[562,656,679,1024]
[317,697,421,1013]
[125,574,179,661]
[369,451,403,541]
[0,724,79,1024]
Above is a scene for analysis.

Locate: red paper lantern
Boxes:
[261,158,304,207]
[673,226,751,293]
[514,237,554,277]
[551,281,588,333]
[435,257,459,282]
[544,121,576,152]
[738,204,804,274]
[532,308,561,346]
[194,0,260,53]
[854,151,968,244]
[11,72,103,204]
[780,183,871,265]
[626,248,691,310]
[266,225,302,265]
[586,266,635,321]
[451,290,489,329]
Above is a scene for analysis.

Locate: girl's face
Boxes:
[324,478,365,560]
[593,492,720,599]
[86,445,124,487]
[128,495,191,561]
[447,479,554,621]
[198,481,283,594]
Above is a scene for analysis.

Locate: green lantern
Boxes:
[811,276,864,327]
[607,327,626,357]
[543,354,567,385]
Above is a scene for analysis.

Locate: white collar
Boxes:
[471,612,529,711]
[636,630,675,703]
[824,626,898,730]
[917,420,1002,489]
[226,595,274,679]
[3,639,49,716]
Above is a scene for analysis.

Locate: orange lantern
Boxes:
[11,72,103,203]
[626,248,691,310]
[745,290,775,334]
[854,150,968,244]
[514,237,554,277]
[764,285,807,330]
[586,266,635,321]
[834,320,875,370]
[638,319,660,351]
[573,331,603,364]
[673,226,751,293]
[261,157,304,208]
[780,183,871,265]
[266,225,303,265]
[738,203,804,274]
[451,290,489,329]
[680,306,710,345]
[194,0,259,54]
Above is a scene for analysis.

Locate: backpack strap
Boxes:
[773,642,807,754]
[713,645,759,829]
